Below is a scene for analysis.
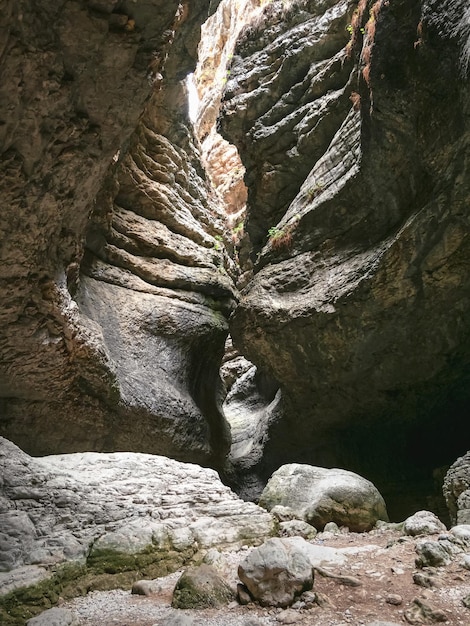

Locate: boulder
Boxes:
[450,524,470,546]
[259,464,388,532]
[26,608,79,626]
[404,597,448,624]
[0,437,274,603]
[415,540,455,568]
[443,452,470,525]
[171,564,235,609]
[131,579,162,596]
[278,520,317,540]
[403,511,447,536]
[238,537,313,607]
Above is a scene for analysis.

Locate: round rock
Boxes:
[403,510,447,536]
[238,537,313,608]
[171,564,235,609]
[259,463,388,532]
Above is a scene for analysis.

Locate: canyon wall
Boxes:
[220,0,470,515]
[0,0,236,468]
[1,0,469,518]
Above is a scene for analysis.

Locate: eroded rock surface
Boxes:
[0,437,274,601]
[238,537,314,608]
[219,0,470,512]
[0,0,238,466]
[443,452,470,525]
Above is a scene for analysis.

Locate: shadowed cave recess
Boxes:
[1,0,470,525]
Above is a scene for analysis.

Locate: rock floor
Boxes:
[61,528,470,625]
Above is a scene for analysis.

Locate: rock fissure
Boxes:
[1,5,470,621]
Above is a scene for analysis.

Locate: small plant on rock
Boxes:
[306,180,324,201]
[268,225,293,250]
[213,234,224,251]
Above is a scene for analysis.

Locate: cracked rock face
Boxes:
[0,0,237,467]
[220,0,470,514]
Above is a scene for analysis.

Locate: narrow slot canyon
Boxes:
[1,0,470,623]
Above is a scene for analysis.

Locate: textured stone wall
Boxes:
[219,0,470,515]
[0,0,236,467]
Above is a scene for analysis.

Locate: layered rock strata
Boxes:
[0,437,274,622]
[0,0,238,466]
[220,0,470,514]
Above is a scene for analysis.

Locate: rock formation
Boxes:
[0,0,238,467]
[258,463,389,532]
[238,537,314,607]
[1,0,470,528]
[219,0,470,515]
[0,437,274,622]
[443,451,470,525]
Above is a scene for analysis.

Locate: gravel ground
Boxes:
[61,529,470,626]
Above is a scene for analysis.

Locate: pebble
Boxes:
[276,609,298,624]
[385,593,403,605]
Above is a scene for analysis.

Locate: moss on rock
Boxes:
[0,544,197,625]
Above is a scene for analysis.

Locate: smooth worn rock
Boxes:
[386,593,403,606]
[171,564,235,609]
[223,364,282,502]
[278,520,317,540]
[0,0,233,469]
[404,511,447,537]
[323,521,341,534]
[259,463,388,532]
[26,607,79,626]
[0,437,274,599]
[131,579,163,596]
[460,555,470,570]
[450,525,470,546]
[238,537,313,608]
[276,608,298,624]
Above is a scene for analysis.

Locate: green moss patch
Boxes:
[0,544,196,625]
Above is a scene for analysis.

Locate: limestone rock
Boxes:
[26,607,79,626]
[219,0,470,515]
[171,564,235,609]
[415,540,454,568]
[0,0,234,469]
[0,437,274,599]
[443,452,470,525]
[131,579,163,596]
[223,364,282,500]
[259,463,388,532]
[404,511,447,537]
[278,520,317,540]
[404,597,448,624]
[450,524,470,548]
[413,571,438,588]
[238,537,313,608]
